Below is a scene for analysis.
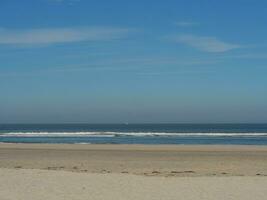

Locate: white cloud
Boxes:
[0,27,130,46]
[173,35,240,53]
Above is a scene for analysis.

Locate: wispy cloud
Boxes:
[0,56,219,78]
[228,53,267,59]
[172,35,240,53]
[49,0,80,5]
[175,21,198,27]
[136,69,214,76]
[0,27,131,46]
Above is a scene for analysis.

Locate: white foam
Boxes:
[0,132,267,137]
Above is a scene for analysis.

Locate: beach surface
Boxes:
[1,168,267,200]
[0,144,267,199]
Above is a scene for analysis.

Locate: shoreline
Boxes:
[1,143,267,149]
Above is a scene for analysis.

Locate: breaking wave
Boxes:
[0,132,267,137]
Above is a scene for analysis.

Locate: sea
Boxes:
[1,123,267,145]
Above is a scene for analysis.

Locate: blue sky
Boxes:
[0,0,267,123]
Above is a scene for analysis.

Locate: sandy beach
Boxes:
[1,168,267,200]
[0,144,267,199]
[1,144,267,176]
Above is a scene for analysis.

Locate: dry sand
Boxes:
[1,169,267,200]
[1,144,267,176]
[0,144,267,199]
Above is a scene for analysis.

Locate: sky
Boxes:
[0,0,267,123]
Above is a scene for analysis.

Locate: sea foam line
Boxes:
[0,132,267,137]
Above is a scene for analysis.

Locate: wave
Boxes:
[0,132,267,137]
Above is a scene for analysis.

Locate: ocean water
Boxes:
[0,123,267,145]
